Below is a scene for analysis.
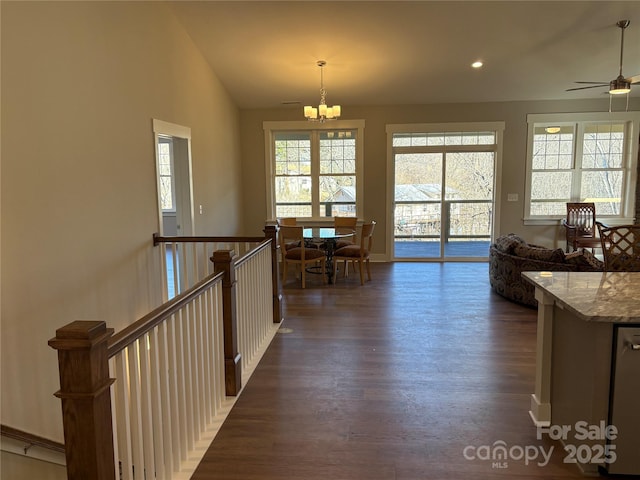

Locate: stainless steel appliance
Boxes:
[606,325,640,475]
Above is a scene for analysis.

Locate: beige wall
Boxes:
[240,99,640,252]
[1,452,66,480]
[0,0,243,456]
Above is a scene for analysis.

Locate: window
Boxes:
[157,136,176,212]
[524,112,640,223]
[264,120,365,219]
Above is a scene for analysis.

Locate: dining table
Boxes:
[303,227,354,283]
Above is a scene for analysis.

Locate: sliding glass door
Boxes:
[390,127,502,260]
[394,152,444,258]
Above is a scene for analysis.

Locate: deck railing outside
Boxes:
[49,226,283,480]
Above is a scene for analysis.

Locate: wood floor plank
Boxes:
[191,262,590,479]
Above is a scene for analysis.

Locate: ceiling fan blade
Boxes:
[566,21,634,94]
[625,74,640,84]
[566,85,607,92]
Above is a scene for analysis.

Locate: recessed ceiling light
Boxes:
[471,61,483,69]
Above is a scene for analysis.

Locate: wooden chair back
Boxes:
[566,203,596,237]
[334,216,357,232]
[562,202,600,252]
[360,220,376,253]
[334,216,358,248]
[596,223,640,272]
[332,220,376,285]
[279,225,303,254]
[277,217,297,226]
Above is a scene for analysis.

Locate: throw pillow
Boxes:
[581,249,604,270]
[564,250,588,268]
[494,233,526,254]
[514,243,565,263]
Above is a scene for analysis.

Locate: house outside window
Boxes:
[264,120,365,220]
[524,112,640,224]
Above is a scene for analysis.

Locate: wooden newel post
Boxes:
[211,249,242,395]
[48,321,116,480]
[264,224,283,324]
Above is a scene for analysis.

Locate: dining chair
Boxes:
[332,221,376,285]
[277,217,302,250]
[596,223,640,272]
[276,217,297,226]
[279,225,328,288]
[333,216,358,249]
[561,202,601,253]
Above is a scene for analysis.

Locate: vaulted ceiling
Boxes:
[168,1,640,110]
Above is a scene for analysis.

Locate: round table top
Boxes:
[303,227,354,240]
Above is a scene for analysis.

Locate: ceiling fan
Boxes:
[567,19,640,95]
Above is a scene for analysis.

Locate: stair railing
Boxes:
[49,225,283,480]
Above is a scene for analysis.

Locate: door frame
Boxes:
[385,122,505,261]
[152,119,194,237]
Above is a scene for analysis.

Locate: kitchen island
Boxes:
[523,271,640,476]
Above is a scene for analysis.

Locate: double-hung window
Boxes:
[264,120,365,219]
[157,136,176,212]
[524,112,640,223]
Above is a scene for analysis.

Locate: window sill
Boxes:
[523,217,635,227]
[268,217,361,226]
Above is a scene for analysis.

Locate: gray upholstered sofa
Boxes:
[489,233,603,307]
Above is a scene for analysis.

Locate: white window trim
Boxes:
[263,119,365,222]
[523,112,640,226]
[153,118,191,139]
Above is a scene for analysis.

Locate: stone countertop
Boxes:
[522,271,640,323]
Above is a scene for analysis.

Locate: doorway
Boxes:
[153,119,194,237]
[388,125,503,260]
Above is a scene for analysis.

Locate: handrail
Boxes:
[233,238,271,269]
[107,271,224,357]
[153,233,265,245]
[154,225,283,325]
[49,226,283,480]
[1,424,65,454]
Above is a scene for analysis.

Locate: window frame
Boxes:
[386,122,505,258]
[263,120,365,221]
[524,112,640,225]
[157,135,177,213]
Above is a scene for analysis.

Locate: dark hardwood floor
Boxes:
[191,262,591,480]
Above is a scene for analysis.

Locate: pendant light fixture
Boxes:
[304,60,341,122]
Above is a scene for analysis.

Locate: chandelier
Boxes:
[304,60,341,122]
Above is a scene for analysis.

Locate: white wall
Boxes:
[0,0,243,459]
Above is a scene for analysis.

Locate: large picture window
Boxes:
[264,120,365,219]
[524,112,640,223]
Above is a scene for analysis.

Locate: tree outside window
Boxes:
[525,112,640,223]
[266,120,365,219]
[158,137,176,212]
